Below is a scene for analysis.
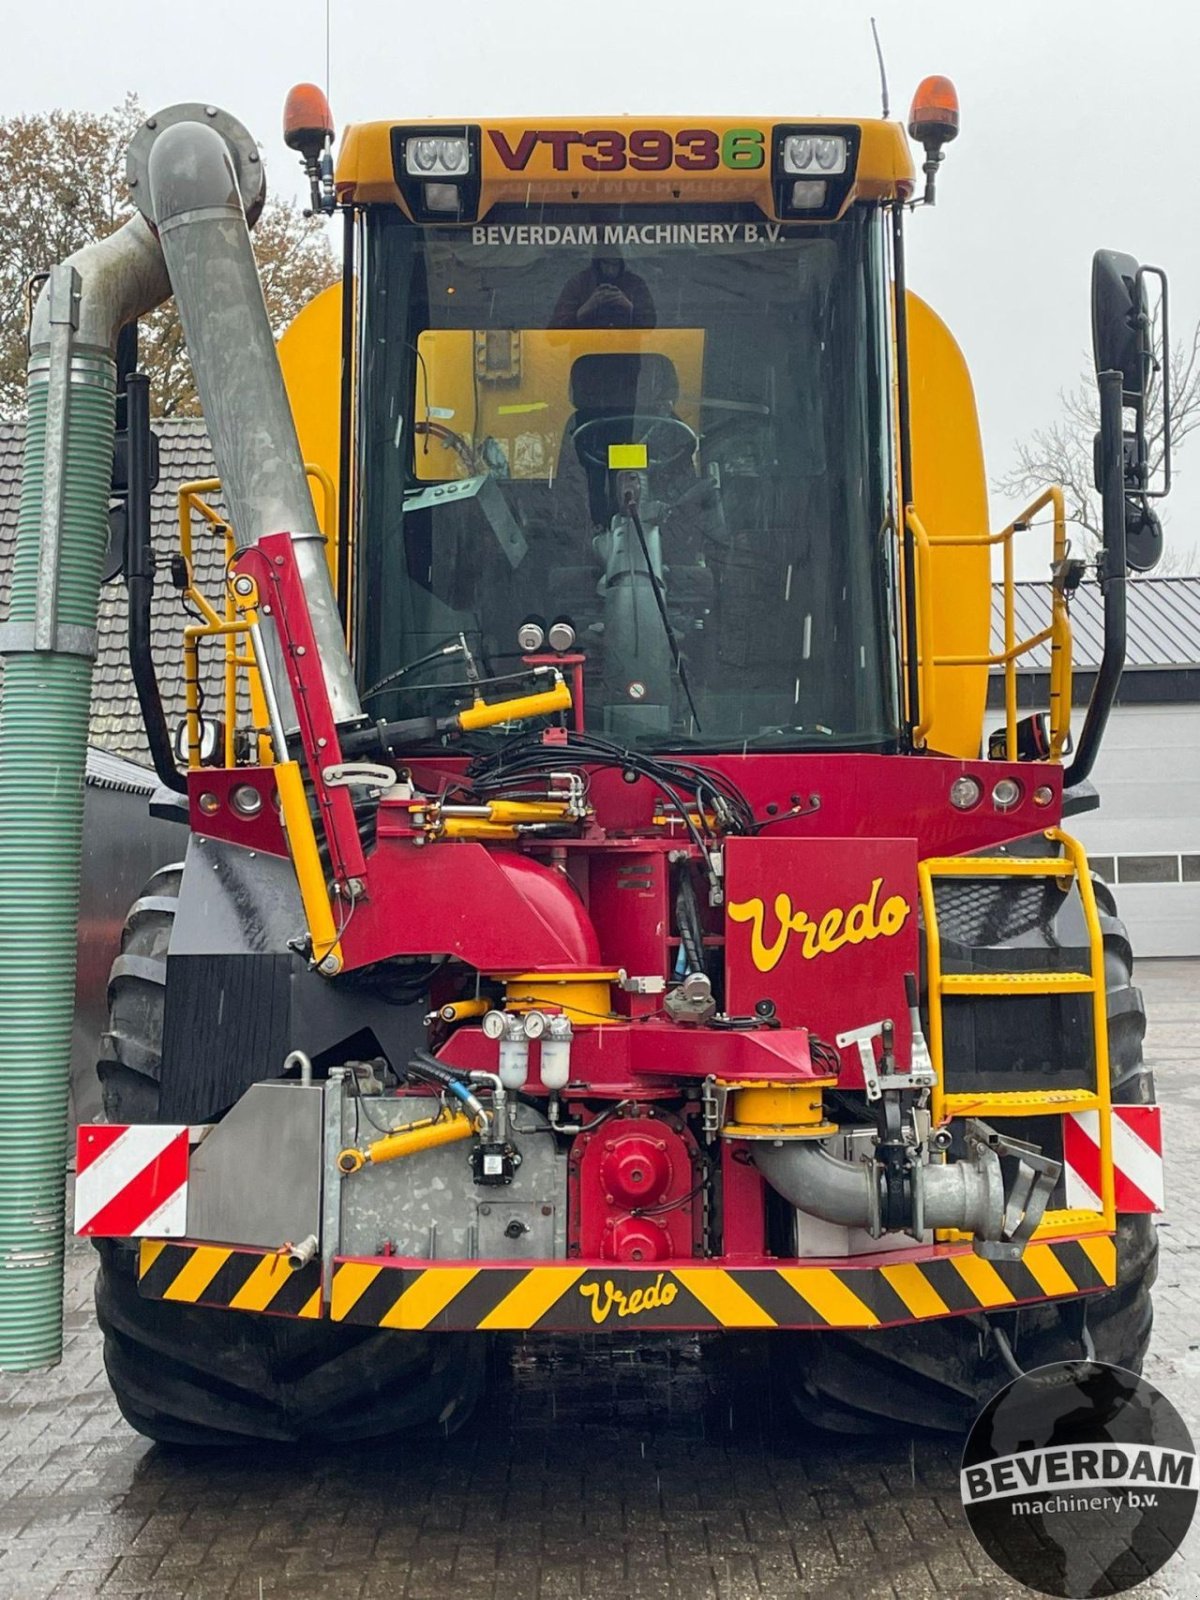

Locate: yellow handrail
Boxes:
[917,829,1115,1242]
[907,507,937,745]
[906,486,1073,761]
[177,465,334,770]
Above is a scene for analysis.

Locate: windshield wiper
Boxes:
[622,491,702,733]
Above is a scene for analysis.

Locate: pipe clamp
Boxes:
[0,622,97,660]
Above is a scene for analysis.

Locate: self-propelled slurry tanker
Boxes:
[0,77,1171,1440]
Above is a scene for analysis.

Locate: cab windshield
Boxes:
[356,205,900,751]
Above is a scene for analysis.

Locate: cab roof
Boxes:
[335,116,915,221]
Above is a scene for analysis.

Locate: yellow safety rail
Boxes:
[177,465,336,769]
[907,487,1073,759]
[917,827,1115,1242]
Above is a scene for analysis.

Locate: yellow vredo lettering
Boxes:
[578,1274,678,1326]
[728,893,794,972]
[729,878,911,974]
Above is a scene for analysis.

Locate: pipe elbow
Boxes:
[29,213,170,353]
[147,120,245,232]
[753,1141,879,1228]
[754,1138,1006,1240]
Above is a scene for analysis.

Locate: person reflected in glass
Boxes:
[550,251,656,330]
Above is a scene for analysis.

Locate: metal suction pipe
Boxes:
[144,118,362,729]
[753,1140,1004,1237]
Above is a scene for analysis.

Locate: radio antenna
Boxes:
[870,17,890,119]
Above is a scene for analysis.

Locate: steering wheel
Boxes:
[571,413,699,473]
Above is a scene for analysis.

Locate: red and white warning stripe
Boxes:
[74,1124,189,1238]
[1063,1106,1164,1215]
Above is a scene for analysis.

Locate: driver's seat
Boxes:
[561,352,681,526]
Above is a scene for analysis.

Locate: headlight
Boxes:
[789,180,827,210]
[783,135,814,172]
[422,182,462,213]
[783,132,846,175]
[404,135,470,176]
[949,775,983,811]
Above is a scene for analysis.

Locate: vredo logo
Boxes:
[578,1274,678,1326]
[728,877,911,974]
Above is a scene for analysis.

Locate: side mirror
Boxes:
[1124,499,1163,573]
[1091,250,1149,403]
[1092,250,1171,574]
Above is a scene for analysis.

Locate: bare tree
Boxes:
[997,318,1200,574]
[0,96,337,417]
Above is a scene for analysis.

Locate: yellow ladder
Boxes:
[917,828,1115,1240]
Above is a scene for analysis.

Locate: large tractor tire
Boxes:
[92,866,487,1446]
[773,879,1158,1435]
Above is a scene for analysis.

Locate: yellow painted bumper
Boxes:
[139,1236,1116,1331]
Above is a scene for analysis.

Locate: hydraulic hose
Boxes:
[126,372,186,793]
[408,1052,488,1128]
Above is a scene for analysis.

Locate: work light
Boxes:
[783,134,847,175]
[392,126,481,220]
[404,135,471,176]
[772,124,858,219]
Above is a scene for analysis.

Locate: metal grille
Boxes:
[933,876,1058,947]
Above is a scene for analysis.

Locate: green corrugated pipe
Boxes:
[0,350,116,1368]
[0,111,260,1370]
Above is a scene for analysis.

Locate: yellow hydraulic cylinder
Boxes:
[436,998,492,1023]
[337,1113,474,1174]
[456,676,572,731]
[438,819,520,840]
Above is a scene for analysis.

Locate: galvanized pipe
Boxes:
[753,1140,1004,1237]
[145,120,362,728]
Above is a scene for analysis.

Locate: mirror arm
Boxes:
[125,371,188,795]
[1065,369,1127,789]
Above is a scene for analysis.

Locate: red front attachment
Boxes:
[725,835,920,1086]
[570,1108,703,1262]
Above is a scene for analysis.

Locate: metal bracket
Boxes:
[0,621,97,660]
[322,762,398,791]
[700,1075,728,1141]
[30,264,82,656]
[964,1118,1062,1261]
[835,1018,936,1102]
[319,1069,348,1296]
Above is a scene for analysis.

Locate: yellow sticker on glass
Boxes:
[608,443,648,470]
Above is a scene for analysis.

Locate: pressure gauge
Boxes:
[522,1010,548,1040]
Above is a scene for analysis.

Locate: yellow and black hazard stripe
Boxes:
[137,1235,1115,1329]
[138,1241,321,1319]
[329,1236,1117,1332]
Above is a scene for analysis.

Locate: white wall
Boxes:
[1067,702,1200,958]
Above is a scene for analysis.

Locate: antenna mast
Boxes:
[870,17,890,119]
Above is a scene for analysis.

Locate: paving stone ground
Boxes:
[0,962,1196,1599]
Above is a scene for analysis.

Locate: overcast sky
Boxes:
[3,0,1195,575]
